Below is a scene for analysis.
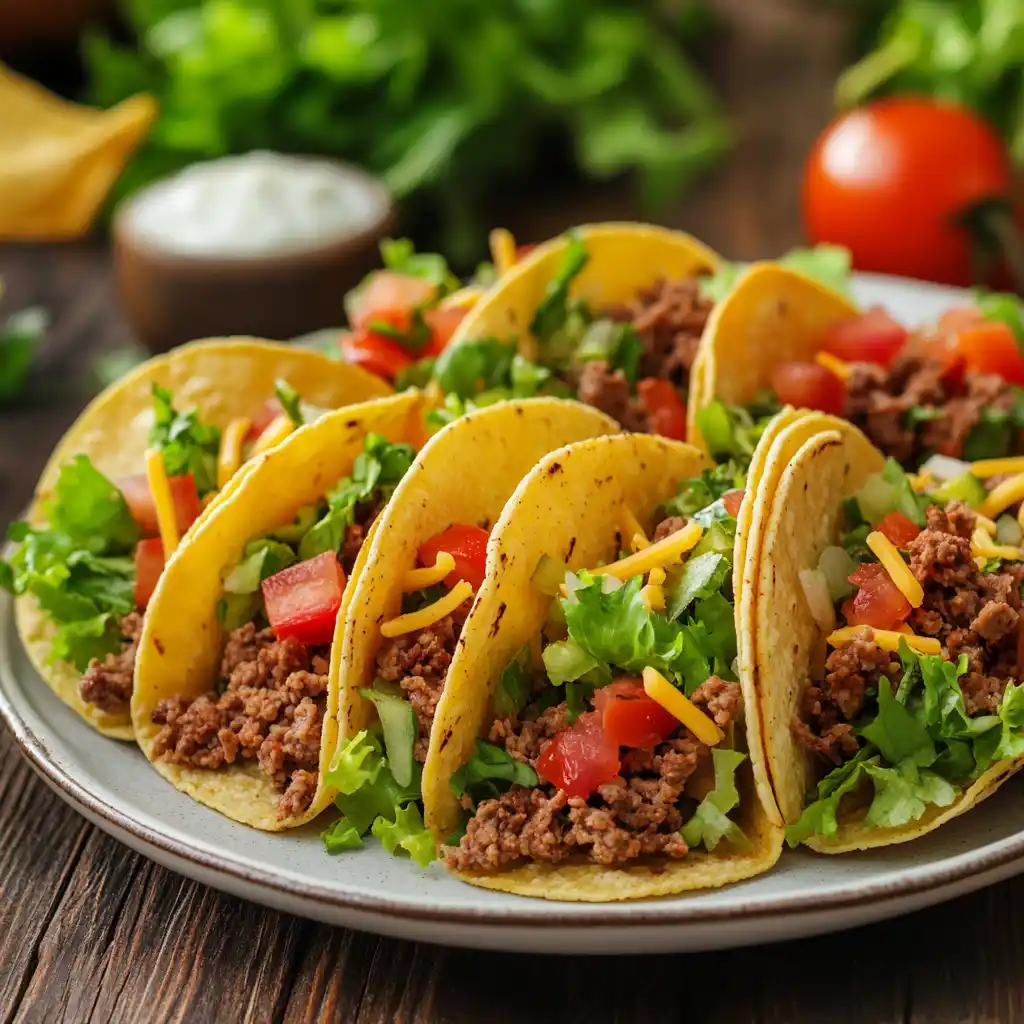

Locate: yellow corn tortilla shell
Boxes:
[132,392,422,830]
[337,399,618,750]
[450,222,719,358]
[688,263,857,454]
[424,433,784,901]
[18,337,391,740]
[753,417,1017,850]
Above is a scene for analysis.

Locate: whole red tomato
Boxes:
[803,97,1013,286]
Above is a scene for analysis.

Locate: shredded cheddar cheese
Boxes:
[980,472,1024,519]
[648,566,667,586]
[439,286,483,311]
[828,625,941,656]
[866,531,924,607]
[489,227,517,278]
[814,351,852,381]
[591,522,703,580]
[909,471,935,494]
[619,506,649,551]
[144,448,180,557]
[970,527,1024,562]
[970,457,1024,479]
[974,512,998,535]
[380,580,474,638]
[249,414,293,457]
[640,584,665,612]
[217,417,251,490]
[403,551,456,590]
[642,668,722,746]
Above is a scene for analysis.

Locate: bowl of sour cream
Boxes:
[114,151,394,351]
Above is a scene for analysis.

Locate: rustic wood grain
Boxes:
[6,3,1024,1021]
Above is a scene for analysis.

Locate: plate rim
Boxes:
[5,270,1024,935]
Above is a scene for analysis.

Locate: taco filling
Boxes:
[147,432,415,818]
[443,475,752,871]
[787,457,1024,845]
[319,522,489,863]
[706,297,1024,467]
[0,380,341,718]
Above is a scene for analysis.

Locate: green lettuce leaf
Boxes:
[222,539,296,595]
[530,231,589,342]
[380,237,459,294]
[571,320,642,384]
[659,459,746,519]
[680,747,750,851]
[431,337,516,399]
[450,739,538,803]
[665,552,730,620]
[371,803,436,867]
[274,379,304,426]
[494,645,533,719]
[149,384,221,495]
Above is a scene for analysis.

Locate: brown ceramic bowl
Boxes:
[113,158,394,353]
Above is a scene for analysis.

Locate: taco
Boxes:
[692,263,1024,469]
[1,339,390,740]
[130,391,429,829]
[420,432,784,900]
[753,413,1024,851]
[402,223,721,437]
[318,398,618,862]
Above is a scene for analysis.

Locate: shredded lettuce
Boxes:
[221,539,295,595]
[380,237,459,295]
[450,739,538,803]
[149,384,221,496]
[321,729,434,864]
[571,320,642,384]
[882,458,928,527]
[494,646,533,719]
[1,456,139,669]
[361,684,417,788]
[432,337,516,399]
[529,232,589,342]
[700,245,852,303]
[658,460,746,519]
[665,552,731,620]
[788,644,1024,846]
[680,747,751,851]
[274,379,304,427]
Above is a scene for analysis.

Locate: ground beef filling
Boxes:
[444,677,743,872]
[570,276,713,431]
[844,354,1019,465]
[151,623,329,820]
[375,599,472,763]
[78,612,144,715]
[794,500,1024,763]
[340,498,382,576]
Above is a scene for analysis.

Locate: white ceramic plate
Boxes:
[5,272,1024,955]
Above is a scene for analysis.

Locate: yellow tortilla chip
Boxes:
[17,338,391,739]
[0,63,156,239]
[688,263,857,454]
[424,433,784,900]
[337,398,618,748]
[132,393,423,830]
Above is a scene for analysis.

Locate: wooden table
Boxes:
[4,4,1024,1021]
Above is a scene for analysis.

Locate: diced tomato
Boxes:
[262,551,346,646]
[843,563,911,631]
[536,711,621,798]
[938,306,985,335]
[248,398,284,441]
[349,271,435,331]
[637,378,687,440]
[423,306,467,356]
[821,307,909,368]
[770,362,846,415]
[875,510,921,548]
[418,524,490,593]
[134,537,165,609]
[340,329,414,382]
[910,328,966,385]
[593,679,679,749]
[722,489,745,518]
[954,321,1024,385]
[119,472,201,538]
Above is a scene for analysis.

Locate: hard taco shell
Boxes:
[424,433,784,901]
[17,338,390,739]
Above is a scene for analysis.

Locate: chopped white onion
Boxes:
[997,514,1023,547]
[921,454,970,483]
[799,568,836,633]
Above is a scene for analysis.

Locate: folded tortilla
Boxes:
[17,338,391,740]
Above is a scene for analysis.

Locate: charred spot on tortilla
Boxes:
[154,637,165,656]
[439,727,453,752]
[499,552,508,565]
[489,603,507,637]
[547,462,563,476]
[565,537,577,559]
[345,419,359,428]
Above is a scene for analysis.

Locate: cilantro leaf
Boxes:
[149,385,221,495]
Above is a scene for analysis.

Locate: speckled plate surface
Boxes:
[5,273,1024,955]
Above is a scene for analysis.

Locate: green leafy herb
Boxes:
[149,385,221,496]
[432,337,516,400]
[659,459,746,519]
[695,398,780,461]
[274,379,304,427]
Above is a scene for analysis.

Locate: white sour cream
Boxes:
[127,152,387,258]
